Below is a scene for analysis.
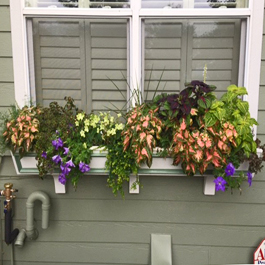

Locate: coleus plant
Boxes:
[153,80,217,150]
[204,85,258,159]
[2,105,41,157]
[123,103,163,167]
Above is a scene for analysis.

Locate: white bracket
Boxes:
[52,175,66,194]
[204,176,216,196]
[129,175,140,194]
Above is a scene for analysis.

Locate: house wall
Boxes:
[0,0,14,113]
[0,1,265,265]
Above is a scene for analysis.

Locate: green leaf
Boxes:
[204,112,218,127]
[211,101,224,110]
[242,141,252,153]
[227,85,247,95]
[236,101,249,114]
[222,91,237,103]
[252,141,257,152]
[249,118,258,126]
[198,97,212,109]
[213,108,226,121]
[235,137,242,146]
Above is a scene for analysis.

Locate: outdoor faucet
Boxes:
[15,191,50,247]
[0,183,19,245]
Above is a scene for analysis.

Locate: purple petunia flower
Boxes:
[63,147,70,155]
[214,176,227,192]
[58,174,66,185]
[225,163,235,176]
[41,151,47,159]
[66,160,75,168]
[247,172,253,187]
[60,164,71,176]
[52,155,62,164]
[79,162,90,173]
[52,138,64,150]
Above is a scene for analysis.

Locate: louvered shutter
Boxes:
[143,18,242,98]
[89,19,128,113]
[144,19,187,101]
[32,18,128,113]
[187,19,241,95]
[33,18,87,110]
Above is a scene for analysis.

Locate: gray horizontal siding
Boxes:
[0,6,10,31]
[0,164,264,265]
[0,4,14,110]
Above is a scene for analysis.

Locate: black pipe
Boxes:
[4,208,19,245]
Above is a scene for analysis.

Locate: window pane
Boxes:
[141,0,248,8]
[25,0,130,8]
[194,0,248,8]
[29,18,128,113]
[142,0,183,8]
[143,18,246,100]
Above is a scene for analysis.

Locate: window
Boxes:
[10,0,264,135]
[25,0,130,8]
[142,0,248,8]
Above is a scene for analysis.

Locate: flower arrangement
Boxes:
[0,81,264,196]
[44,111,125,188]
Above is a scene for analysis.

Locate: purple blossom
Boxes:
[66,160,75,168]
[52,138,63,150]
[225,163,235,176]
[63,147,70,155]
[58,174,66,185]
[214,176,227,192]
[60,164,71,176]
[79,162,90,173]
[52,155,62,164]
[41,151,47,159]
[247,172,253,187]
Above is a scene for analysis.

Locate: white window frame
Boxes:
[10,0,264,136]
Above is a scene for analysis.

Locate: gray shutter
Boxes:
[144,19,187,101]
[33,18,128,113]
[33,18,87,110]
[187,19,241,95]
[89,19,128,113]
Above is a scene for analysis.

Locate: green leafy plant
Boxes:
[1,80,264,195]
[204,85,258,162]
[43,111,125,188]
[34,97,78,178]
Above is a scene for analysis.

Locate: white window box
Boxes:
[10,148,263,195]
